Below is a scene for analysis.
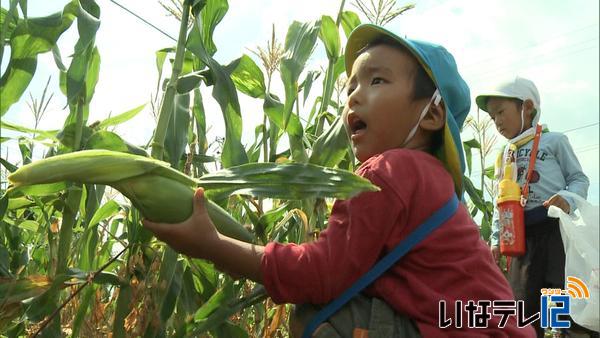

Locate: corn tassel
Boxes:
[8,150,254,243]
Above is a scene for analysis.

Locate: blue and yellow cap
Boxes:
[345,24,471,196]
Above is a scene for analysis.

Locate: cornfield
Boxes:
[0,0,496,336]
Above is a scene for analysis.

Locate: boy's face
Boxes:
[486,97,533,139]
[343,45,429,162]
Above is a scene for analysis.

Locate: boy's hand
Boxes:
[142,188,219,259]
[543,194,570,214]
[491,245,500,264]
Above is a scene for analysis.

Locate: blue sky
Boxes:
[1,0,599,204]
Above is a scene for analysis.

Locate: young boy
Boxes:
[475,76,591,338]
[144,24,534,337]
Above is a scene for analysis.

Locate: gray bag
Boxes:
[290,295,422,338]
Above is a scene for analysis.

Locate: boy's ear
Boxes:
[420,100,446,132]
[524,99,536,116]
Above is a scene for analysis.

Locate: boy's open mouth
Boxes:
[348,114,367,135]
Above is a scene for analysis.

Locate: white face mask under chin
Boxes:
[401,89,442,147]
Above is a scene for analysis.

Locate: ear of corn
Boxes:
[7,149,197,188]
[7,150,254,243]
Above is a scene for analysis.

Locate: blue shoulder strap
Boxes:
[302,194,459,338]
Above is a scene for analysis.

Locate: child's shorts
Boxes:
[508,206,565,336]
[289,294,422,338]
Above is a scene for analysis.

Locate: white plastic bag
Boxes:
[547,191,599,332]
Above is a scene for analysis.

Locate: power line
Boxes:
[107,0,177,42]
[574,144,599,153]
[467,39,599,84]
[463,23,599,70]
[562,122,600,134]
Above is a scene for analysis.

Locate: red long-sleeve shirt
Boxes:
[261,149,535,337]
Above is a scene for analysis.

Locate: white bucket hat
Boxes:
[475,76,541,125]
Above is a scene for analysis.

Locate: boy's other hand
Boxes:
[142,188,219,259]
[543,194,570,214]
[491,246,500,264]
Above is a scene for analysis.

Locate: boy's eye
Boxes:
[346,86,356,96]
[371,77,385,85]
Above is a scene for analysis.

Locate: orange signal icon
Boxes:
[565,276,590,299]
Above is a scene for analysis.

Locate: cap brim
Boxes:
[475,93,520,112]
[345,24,435,83]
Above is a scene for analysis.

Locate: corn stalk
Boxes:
[150,0,192,160]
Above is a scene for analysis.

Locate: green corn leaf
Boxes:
[96,103,146,129]
[484,165,495,180]
[197,161,379,200]
[263,93,303,137]
[84,46,100,102]
[56,123,94,150]
[85,130,148,156]
[463,141,473,175]
[0,157,18,172]
[193,279,235,321]
[51,44,67,72]
[197,0,229,56]
[84,130,127,153]
[71,285,95,337]
[480,211,492,240]
[155,47,174,81]
[340,10,361,38]
[463,175,486,210]
[177,267,202,318]
[187,23,248,167]
[112,284,132,338]
[17,220,39,232]
[319,15,340,60]
[225,54,266,99]
[463,138,481,149]
[462,138,480,175]
[165,92,191,169]
[309,116,350,167]
[0,57,37,116]
[0,1,84,115]
[0,6,20,42]
[1,194,10,220]
[212,322,248,338]
[88,200,120,228]
[193,285,266,334]
[65,3,100,105]
[258,202,291,227]
[333,56,346,79]
[280,20,320,129]
[79,219,99,270]
[301,70,320,104]
[176,71,206,93]
[7,7,75,59]
[160,259,184,330]
[144,248,181,337]
[17,136,31,165]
